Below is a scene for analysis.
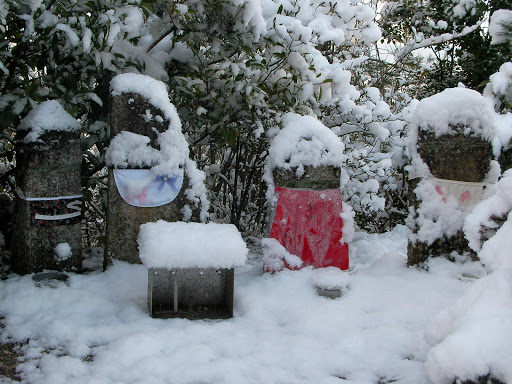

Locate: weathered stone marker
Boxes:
[272,165,341,190]
[406,88,497,266]
[12,100,82,274]
[138,221,247,319]
[263,113,352,272]
[105,73,208,266]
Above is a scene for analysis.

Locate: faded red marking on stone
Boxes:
[435,185,447,202]
[460,190,471,204]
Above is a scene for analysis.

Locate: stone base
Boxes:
[406,178,477,267]
[32,271,70,288]
[315,286,343,299]
[11,198,82,274]
[407,231,477,266]
[148,267,234,319]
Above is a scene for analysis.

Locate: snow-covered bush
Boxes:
[324,87,412,232]
[484,62,512,114]
[1,0,405,239]
[161,0,384,233]
[483,62,512,172]
[489,9,512,46]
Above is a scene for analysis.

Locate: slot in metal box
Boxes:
[148,267,234,319]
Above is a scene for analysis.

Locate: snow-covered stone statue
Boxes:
[262,113,354,273]
[105,73,208,265]
[12,100,82,274]
[406,87,500,266]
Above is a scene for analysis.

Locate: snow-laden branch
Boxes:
[397,22,482,59]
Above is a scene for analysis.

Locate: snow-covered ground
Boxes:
[0,225,508,384]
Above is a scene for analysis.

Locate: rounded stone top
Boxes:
[17,100,80,144]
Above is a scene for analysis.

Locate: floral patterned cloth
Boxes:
[29,197,82,227]
[113,168,184,207]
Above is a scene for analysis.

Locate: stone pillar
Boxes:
[105,85,195,266]
[263,114,351,272]
[407,130,494,266]
[11,100,82,274]
[265,165,350,271]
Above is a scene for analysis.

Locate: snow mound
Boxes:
[110,73,181,129]
[266,113,345,173]
[311,266,350,290]
[105,131,163,169]
[425,269,512,384]
[262,237,303,272]
[54,243,72,262]
[138,220,248,269]
[411,88,496,142]
[18,100,80,143]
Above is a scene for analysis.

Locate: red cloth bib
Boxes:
[269,187,349,271]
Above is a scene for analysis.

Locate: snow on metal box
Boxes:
[269,187,349,271]
[148,267,234,320]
